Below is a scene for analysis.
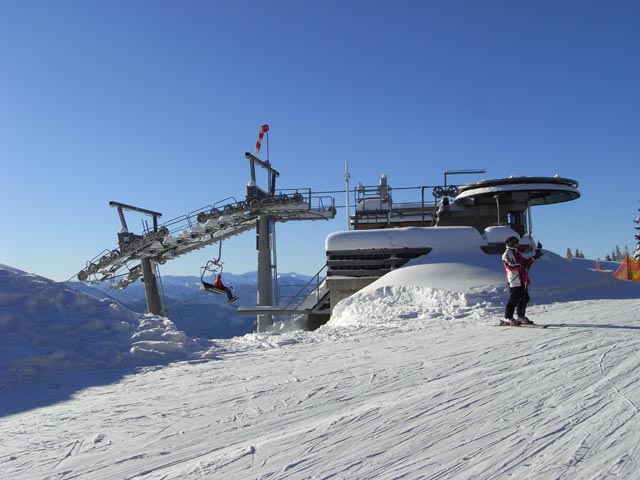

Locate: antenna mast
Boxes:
[345,161,351,230]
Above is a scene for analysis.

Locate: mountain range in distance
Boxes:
[67,272,313,339]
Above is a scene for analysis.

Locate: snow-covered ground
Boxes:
[1,240,640,479]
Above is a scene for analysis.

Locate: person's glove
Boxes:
[534,241,543,258]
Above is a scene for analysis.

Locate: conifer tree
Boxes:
[634,205,640,261]
[614,245,623,261]
[566,248,573,258]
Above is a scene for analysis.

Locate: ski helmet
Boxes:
[505,236,520,247]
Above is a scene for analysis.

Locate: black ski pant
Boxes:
[220,286,234,301]
[505,286,530,319]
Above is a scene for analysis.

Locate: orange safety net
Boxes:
[613,255,640,282]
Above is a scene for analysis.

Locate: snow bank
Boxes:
[0,265,198,385]
[329,247,640,329]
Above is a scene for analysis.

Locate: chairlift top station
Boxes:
[77,126,581,331]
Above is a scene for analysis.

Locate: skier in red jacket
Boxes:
[214,274,237,303]
[501,236,543,326]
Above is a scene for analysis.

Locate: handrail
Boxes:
[277,264,328,311]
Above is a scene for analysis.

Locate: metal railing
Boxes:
[277,264,329,312]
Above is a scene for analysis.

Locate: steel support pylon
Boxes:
[141,258,163,315]
[256,214,273,332]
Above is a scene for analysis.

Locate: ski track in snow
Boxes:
[2,298,640,479]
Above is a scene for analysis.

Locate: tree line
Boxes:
[567,204,640,261]
[566,246,631,262]
[635,204,640,261]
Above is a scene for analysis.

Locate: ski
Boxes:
[493,322,566,329]
[522,323,566,328]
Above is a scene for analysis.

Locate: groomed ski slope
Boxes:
[1,247,640,479]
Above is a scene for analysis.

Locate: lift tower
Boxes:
[109,201,164,315]
[245,151,279,332]
[77,146,337,334]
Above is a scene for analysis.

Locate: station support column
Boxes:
[256,214,274,332]
[141,257,163,315]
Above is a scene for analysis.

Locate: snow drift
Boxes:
[330,247,639,329]
[0,264,204,386]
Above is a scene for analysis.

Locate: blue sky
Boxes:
[1,0,639,282]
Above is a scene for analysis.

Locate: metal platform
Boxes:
[236,305,331,315]
[454,176,580,206]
